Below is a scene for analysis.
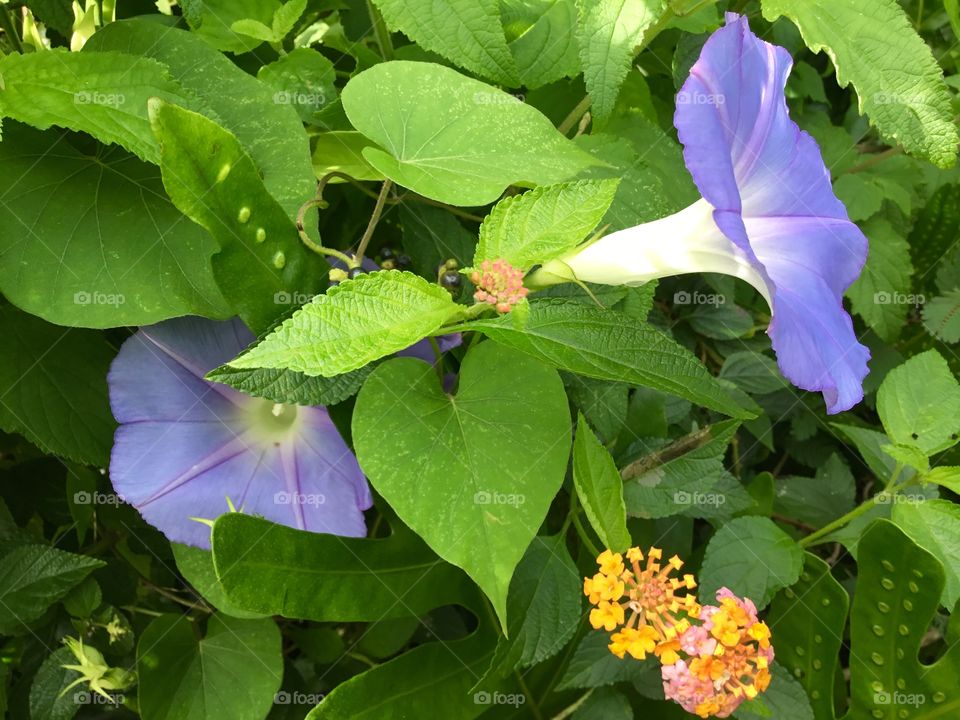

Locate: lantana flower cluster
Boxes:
[470,258,528,312]
[584,548,774,718]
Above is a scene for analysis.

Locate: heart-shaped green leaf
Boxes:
[341,61,601,206]
[352,341,572,628]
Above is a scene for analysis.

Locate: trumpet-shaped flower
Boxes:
[108,317,372,548]
[532,13,870,414]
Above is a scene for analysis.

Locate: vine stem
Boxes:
[355,179,393,265]
[367,0,394,60]
[0,4,23,53]
[799,467,914,548]
[550,689,594,720]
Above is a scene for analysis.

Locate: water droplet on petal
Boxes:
[255,227,266,243]
[238,206,251,223]
[273,251,286,269]
[217,163,231,182]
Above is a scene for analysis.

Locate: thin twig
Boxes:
[355,179,393,264]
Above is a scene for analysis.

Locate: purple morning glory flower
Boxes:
[534,14,870,414]
[108,317,372,548]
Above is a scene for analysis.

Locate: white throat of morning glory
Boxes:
[533,198,773,308]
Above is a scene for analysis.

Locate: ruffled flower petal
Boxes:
[108,317,371,548]
[674,13,869,413]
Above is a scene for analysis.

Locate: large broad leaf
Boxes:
[257,48,338,124]
[171,544,267,620]
[308,627,496,719]
[770,521,960,719]
[761,0,958,168]
[478,535,581,684]
[137,613,282,720]
[773,454,856,529]
[576,0,665,125]
[340,61,601,206]
[206,362,374,406]
[352,341,571,628]
[86,19,316,228]
[210,513,476,621]
[227,271,462,376]
[0,545,104,634]
[892,499,960,610]
[0,124,229,327]
[461,300,750,417]
[369,0,518,85]
[149,100,322,332]
[698,516,803,609]
[876,350,960,455]
[846,217,914,343]
[474,179,619,270]
[0,50,195,163]
[572,415,631,552]
[501,0,581,88]
[0,306,114,465]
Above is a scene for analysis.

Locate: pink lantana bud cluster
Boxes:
[470,259,528,313]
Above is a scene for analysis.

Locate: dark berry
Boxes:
[441,270,463,292]
[397,254,412,269]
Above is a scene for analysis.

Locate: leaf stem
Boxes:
[557,96,592,136]
[366,0,394,60]
[0,4,23,53]
[296,196,356,267]
[845,147,903,174]
[569,492,601,556]
[355,179,393,265]
[550,689,594,720]
[798,472,916,548]
[514,672,544,720]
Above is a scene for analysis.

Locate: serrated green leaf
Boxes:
[924,466,960,494]
[211,513,475,621]
[230,18,275,42]
[206,363,374,406]
[699,516,803,609]
[576,0,666,125]
[137,613,282,720]
[573,415,631,552]
[0,49,194,163]
[475,179,619,270]
[460,300,751,417]
[501,0,580,88]
[0,545,105,634]
[352,341,571,629]
[876,350,960,455]
[922,289,960,343]
[0,306,114,465]
[479,535,580,685]
[28,647,82,720]
[909,184,960,294]
[149,100,322,332]
[0,125,229,327]
[572,687,634,719]
[340,61,601,206]
[846,217,914,342]
[761,0,958,167]
[228,271,462,376]
[272,0,306,38]
[369,0,518,84]
[734,665,814,720]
